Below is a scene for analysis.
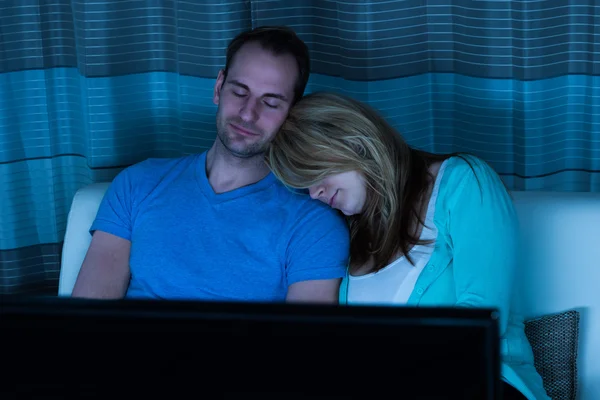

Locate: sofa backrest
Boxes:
[511,191,600,399]
[59,184,600,399]
[58,182,110,297]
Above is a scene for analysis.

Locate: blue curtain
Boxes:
[1,0,599,295]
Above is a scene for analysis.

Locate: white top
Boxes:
[346,160,448,305]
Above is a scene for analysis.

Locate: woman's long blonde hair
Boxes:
[266,92,454,273]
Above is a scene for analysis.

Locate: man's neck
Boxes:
[205,142,270,194]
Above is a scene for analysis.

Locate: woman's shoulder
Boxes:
[436,153,511,212]
[440,154,503,192]
[443,153,496,175]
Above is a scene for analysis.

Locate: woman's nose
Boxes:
[309,185,325,200]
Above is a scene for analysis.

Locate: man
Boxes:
[71,26,350,303]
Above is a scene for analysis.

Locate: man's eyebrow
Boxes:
[228,79,289,102]
[229,80,249,91]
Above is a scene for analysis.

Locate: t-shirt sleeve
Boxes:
[89,166,137,241]
[285,203,350,285]
[446,156,519,336]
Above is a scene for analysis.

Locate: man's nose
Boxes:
[309,185,325,200]
[239,98,259,122]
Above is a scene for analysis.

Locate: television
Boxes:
[1,296,501,399]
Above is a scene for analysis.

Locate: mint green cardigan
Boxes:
[339,155,550,400]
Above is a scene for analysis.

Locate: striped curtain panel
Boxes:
[1,0,599,295]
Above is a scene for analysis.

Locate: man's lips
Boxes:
[230,123,258,136]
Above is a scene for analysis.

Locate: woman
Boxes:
[266,92,549,400]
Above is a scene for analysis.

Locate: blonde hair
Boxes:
[267,91,452,273]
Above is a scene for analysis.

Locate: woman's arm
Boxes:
[447,156,519,335]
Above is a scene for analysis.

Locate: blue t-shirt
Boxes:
[90,152,350,301]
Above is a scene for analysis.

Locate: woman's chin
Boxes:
[340,208,357,216]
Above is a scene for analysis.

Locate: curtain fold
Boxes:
[1,0,599,295]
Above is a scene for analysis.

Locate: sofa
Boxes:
[58,183,600,400]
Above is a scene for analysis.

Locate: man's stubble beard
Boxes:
[216,110,272,160]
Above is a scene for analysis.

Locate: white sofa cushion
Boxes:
[511,191,600,400]
[58,182,110,297]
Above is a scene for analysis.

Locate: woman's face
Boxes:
[308,171,367,216]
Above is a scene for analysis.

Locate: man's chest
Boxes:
[126,200,289,299]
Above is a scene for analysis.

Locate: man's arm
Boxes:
[71,231,131,299]
[284,199,350,304]
[286,278,342,304]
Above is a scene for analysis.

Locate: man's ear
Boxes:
[213,69,225,105]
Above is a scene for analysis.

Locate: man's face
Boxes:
[213,42,299,159]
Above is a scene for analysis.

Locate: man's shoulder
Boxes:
[271,179,309,201]
[122,154,198,178]
[106,154,199,200]
[271,180,323,209]
[270,181,348,230]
